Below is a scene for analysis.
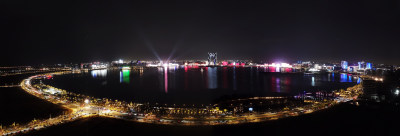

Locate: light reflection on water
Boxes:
[50,67,360,104]
[119,70,130,83]
[207,67,217,89]
[233,67,237,90]
[340,73,353,82]
[164,66,168,93]
[276,78,281,92]
[311,77,315,86]
[91,69,107,78]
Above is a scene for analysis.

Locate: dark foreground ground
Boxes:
[20,102,400,136]
[0,87,69,126]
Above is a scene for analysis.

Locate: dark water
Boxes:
[44,67,359,104]
[0,73,43,85]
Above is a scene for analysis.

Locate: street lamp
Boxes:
[394,89,399,96]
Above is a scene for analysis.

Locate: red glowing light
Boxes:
[269,67,276,72]
[285,68,292,73]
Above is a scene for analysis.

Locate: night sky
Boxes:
[1,0,400,66]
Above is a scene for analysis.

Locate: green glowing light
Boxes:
[122,70,130,83]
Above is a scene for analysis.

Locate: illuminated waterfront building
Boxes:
[366,63,372,69]
[208,52,218,66]
[358,61,365,69]
[341,61,348,71]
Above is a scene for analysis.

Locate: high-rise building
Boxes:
[341,61,348,70]
[358,61,365,69]
[366,63,372,69]
[208,52,217,66]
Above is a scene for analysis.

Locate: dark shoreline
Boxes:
[0,87,70,126]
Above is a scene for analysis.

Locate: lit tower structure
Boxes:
[208,52,217,66]
[341,61,348,71]
[358,61,365,69]
[366,63,372,69]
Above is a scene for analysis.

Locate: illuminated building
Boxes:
[221,61,228,66]
[81,62,108,70]
[301,61,312,67]
[366,63,372,69]
[341,61,348,70]
[208,52,217,66]
[358,61,365,69]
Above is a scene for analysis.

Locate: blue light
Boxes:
[366,63,372,69]
[119,71,123,83]
[207,67,217,89]
[357,78,361,84]
[340,73,348,82]
[311,77,315,86]
[341,61,348,70]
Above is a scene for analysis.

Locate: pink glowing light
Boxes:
[164,66,168,93]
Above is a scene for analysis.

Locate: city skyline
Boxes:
[2,0,400,66]
[1,1,400,135]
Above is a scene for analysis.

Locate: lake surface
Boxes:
[43,67,359,104]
